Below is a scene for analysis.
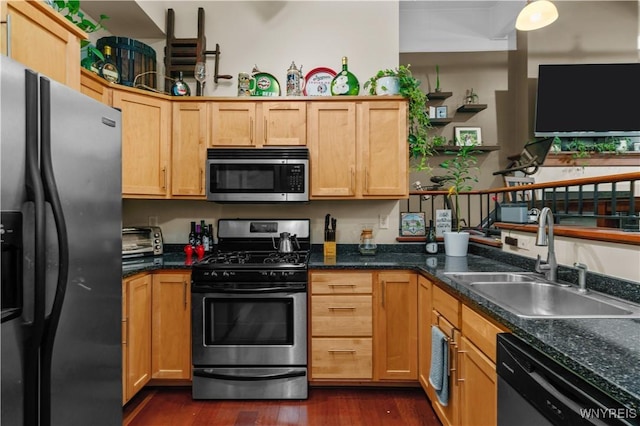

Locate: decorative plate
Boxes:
[304,67,336,96]
[251,72,281,97]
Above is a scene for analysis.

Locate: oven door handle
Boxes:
[193,369,306,381]
[206,286,306,294]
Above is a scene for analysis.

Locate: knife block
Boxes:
[323,241,336,258]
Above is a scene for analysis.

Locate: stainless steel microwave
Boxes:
[205,147,309,203]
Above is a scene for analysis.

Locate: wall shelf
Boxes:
[434,145,499,154]
[456,104,487,113]
[430,117,453,126]
[427,91,452,100]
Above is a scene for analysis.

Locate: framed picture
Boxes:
[435,106,448,119]
[400,212,426,236]
[454,127,482,146]
[503,176,535,202]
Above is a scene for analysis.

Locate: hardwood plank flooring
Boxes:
[124,387,442,426]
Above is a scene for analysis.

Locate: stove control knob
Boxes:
[211,271,218,277]
[269,271,277,278]
[222,271,230,277]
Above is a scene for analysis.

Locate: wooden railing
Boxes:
[403,172,640,246]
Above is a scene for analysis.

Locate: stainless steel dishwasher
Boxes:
[497,333,638,426]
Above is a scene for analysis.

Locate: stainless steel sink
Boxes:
[444,272,640,319]
[445,272,550,284]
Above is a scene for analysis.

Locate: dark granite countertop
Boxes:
[122,243,640,413]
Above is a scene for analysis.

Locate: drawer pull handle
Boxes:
[327,283,355,287]
[328,349,356,354]
[328,307,356,310]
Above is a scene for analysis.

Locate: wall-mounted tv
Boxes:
[534,63,640,137]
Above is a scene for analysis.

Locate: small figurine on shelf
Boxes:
[464,88,479,105]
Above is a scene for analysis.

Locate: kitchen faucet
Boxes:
[535,207,557,282]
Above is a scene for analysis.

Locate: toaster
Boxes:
[122,226,163,258]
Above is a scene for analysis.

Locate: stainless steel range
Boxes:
[191,219,310,400]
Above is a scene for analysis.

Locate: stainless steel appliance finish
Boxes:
[191,219,310,400]
[0,56,122,426]
[497,334,636,426]
[122,226,163,258]
[205,147,309,203]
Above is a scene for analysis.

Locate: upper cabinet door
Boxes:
[308,102,357,198]
[2,0,84,90]
[172,102,207,197]
[359,101,408,197]
[210,102,256,147]
[113,90,171,197]
[261,101,307,146]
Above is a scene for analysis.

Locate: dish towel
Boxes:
[429,325,449,406]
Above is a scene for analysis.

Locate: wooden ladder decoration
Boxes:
[164,7,231,95]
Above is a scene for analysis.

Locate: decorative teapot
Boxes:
[273,232,300,253]
[286,61,305,96]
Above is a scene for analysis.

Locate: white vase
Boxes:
[375,76,400,95]
[443,231,470,257]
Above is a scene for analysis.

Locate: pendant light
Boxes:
[515,0,559,31]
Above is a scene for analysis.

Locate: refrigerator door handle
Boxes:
[24,67,47,426]
[38,76,70,426]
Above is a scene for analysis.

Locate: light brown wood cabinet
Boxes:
[426,282,508,426]
[113,89,171,198]
[1,0,84,90]
[210,101,306,147]
[151,272,191,380]
[310,271,373,380]
[374,271,417,381]
[123,271,192,404]
[308,99,408,199]
[80,68,111,104]
[417,275,433,392]
[172,102,208,197]
[122,273,152,404]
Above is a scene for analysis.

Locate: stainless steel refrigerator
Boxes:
[1,56,122,425]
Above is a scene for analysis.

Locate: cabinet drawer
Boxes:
[312,295,372,336]
[461,304,506,363]
[433,285,460,328]
[310,272,373,294]
[312,337,372,379]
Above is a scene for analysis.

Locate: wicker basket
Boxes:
[97,37,157,89]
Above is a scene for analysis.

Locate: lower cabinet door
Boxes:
[459,336,497,426]
[151,273,191,379]
[312,338,372,379]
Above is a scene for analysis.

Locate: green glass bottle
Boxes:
[99,46,120,84]
[331,56,359,96]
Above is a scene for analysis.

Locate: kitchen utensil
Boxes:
[273,232,300,253]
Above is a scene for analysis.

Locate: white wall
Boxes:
[502,230,640,282]
[141,1,399,96]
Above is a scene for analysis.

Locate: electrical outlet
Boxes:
[517,238,530,250]
[505,236,518,247]
[379,214,389,229]
[148,216,158,226]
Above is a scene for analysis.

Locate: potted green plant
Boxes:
[439,143,479,256]
[365,65,433,171]
[51,0,109,67]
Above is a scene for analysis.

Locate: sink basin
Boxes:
[444,273,640,319]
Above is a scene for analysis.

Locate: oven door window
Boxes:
[210,164,280,193]
[204,297,294,346]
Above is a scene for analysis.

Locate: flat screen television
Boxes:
[534,63,640,137]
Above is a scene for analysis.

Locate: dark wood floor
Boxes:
[124,386,442,426]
